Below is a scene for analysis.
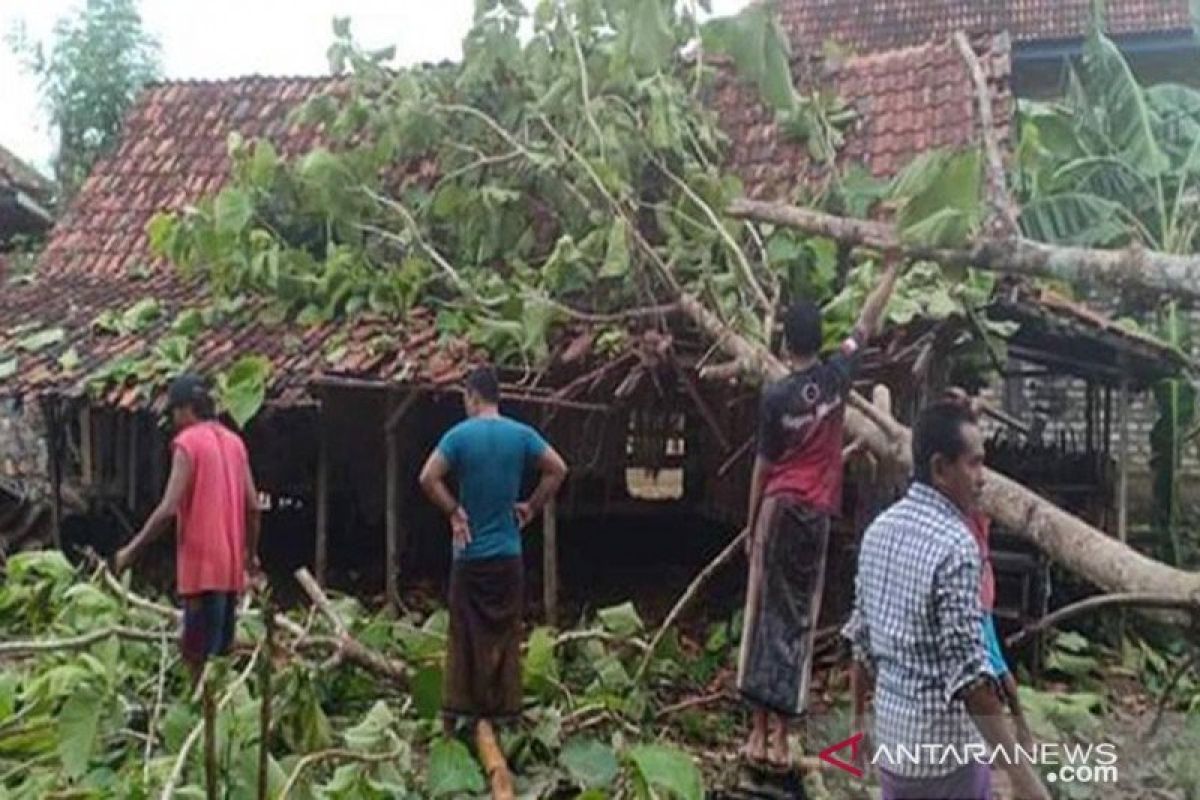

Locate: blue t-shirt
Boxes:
[436,416,549,561]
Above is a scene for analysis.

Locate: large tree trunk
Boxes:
[675,294,1200,600]
[729,199,1200,303]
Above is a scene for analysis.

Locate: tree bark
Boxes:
[728,199,1200,303]
[675,293,1200,601]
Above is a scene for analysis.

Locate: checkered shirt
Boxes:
[842,483,992,779]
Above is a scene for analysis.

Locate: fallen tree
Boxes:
[136,3,1200,606]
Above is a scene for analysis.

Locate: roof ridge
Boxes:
[143,73,342,89]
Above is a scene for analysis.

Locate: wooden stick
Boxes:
[1145,649,1200,740]
[476,720,515,800]
[203,673,218,800]
[654,691,728,720]
[634,529,748,683]
[293,568,411,686]
[276,745,404,799]
[161,649,260,800]
[0,625,170,657]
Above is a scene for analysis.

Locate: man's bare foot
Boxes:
[767,729,791,771]
[740,731,768,765]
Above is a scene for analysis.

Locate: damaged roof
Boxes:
[776,0,1194,55]
[713,33,1013,199]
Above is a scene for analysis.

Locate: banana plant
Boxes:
[1015,17,1200,564]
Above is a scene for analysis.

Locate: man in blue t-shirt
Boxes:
[419,365,568,734]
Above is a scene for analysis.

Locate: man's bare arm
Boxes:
[115,449,192,571]
[962,681,1049,799]
[525,447,568,515]
[419,451,458,516]
[243,461,262,573]
[853,252,904,342]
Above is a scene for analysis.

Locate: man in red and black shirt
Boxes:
[738,254,902,769]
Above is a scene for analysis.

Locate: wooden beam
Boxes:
[315,412,330,586]
[543,496,559,627]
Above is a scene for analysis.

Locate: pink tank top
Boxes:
[174,422,248,595]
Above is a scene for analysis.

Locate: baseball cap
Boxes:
[166,373,211,411]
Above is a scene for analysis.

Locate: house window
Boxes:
[624,410,686,501]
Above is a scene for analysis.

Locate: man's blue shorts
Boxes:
[982,613,1010,679]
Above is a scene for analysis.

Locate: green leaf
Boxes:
[893,148,982,247]
[601,219,631,278]
[172,309,205,337]
[58,686,104,779]
[57,348,80,373]
[628,744,703,800]
[344,701,396,753]
[1080,26,1170,176]
[703,4,796,111]
[121,298,162,332]
[627,0,674,75]
[0,357,16,380]
[249,140,279,187]
[1019,193,1129,247]
[597,601,643,637]
[17,327,65,352]
[523,626,560,699]
[559,738,619,789]
[412,666,443,720]
[214,186,254,235]
[218,354,273,428]
[427,738,486,797]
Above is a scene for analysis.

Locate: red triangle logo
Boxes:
[818,731,865,778]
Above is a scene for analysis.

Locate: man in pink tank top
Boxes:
[114,374,261,676]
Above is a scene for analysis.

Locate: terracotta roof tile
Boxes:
[776,0,1192,55]
[716,34,1013,200]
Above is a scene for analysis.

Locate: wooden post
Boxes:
[1117,379,1130,545]
[383,391,422,611]
[315,413,330,586]
[385,428,401,611]
[543,495,559,627]
[80,406,93,487]
[44,399,63,550]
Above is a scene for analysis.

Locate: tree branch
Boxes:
[0,625,169,658]
[277,743,405,799]
[1006,593,1200,650]
[954,31,1020,237]
[727,198,1200,304]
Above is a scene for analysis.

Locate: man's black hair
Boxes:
[912,400,978,485]
[783,299,822,357]
[464,365,500,404]
[167,373,216,420]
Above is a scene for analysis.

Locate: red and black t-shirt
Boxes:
[757,331,865,515]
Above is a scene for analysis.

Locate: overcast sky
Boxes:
[0,0,752,177]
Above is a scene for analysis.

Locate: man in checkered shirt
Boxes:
[843,400,1048,799]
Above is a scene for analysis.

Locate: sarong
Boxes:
[442,555,524,723]
[880,763,993,799]
[736,493,829,717]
